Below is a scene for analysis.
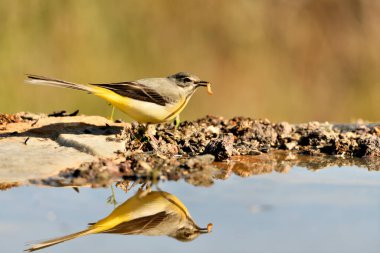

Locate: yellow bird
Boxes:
[25,189,212,252]
[26,72,213,123]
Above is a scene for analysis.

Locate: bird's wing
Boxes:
[90,81,171,106]
[101,211,170,235]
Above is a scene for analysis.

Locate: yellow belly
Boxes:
[93,87,187,123]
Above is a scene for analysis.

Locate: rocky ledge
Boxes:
[0,112,379,188]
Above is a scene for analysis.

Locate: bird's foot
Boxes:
[174,114,180,129]
[137,182,152,198]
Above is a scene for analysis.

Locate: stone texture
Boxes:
[1,113,380,187]
[0,113,127,184]
[57,134,124,156]
[0,137,94,183]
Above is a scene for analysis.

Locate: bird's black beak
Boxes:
[194,80,209,87]
[198,227,209,234]
[197,223,213,234]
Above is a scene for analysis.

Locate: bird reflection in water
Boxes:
[26,186,212,252]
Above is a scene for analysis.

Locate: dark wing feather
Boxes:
[90,81,170,106]
[101,211,168,235]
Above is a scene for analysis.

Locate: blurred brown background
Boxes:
[0,0,379,123]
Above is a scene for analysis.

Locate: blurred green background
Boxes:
[0,0,379,123]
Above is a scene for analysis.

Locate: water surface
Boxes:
[1,165,380,253]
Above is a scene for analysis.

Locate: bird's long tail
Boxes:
[25,228,94,252]
[25,74,94,93]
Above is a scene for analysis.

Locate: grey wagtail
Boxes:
[26,72,213,123]
[25,188,212,252]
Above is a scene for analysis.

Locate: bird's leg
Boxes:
[174,114,181,128]
[106,184,118,208]
[109,105,115,121]
[145,182,152,193]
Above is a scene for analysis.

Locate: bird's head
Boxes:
[169,218,211,242]
[168,72,211,96]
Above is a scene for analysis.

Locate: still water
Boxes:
[1,166,380,253]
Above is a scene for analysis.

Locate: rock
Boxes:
[285,141,297,150]
[203,134,234,161]
[0,113,22,125]
[57,134,124,157]
[1,113,380,188]
[355,136,380,157]
[0,137,94,183]
[0,113,126,183]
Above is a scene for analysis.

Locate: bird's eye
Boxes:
[183,77,192,83]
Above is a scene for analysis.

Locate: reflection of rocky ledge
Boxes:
[20,151,380,189]
[0,113,379,188]
[215,151,380,180]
